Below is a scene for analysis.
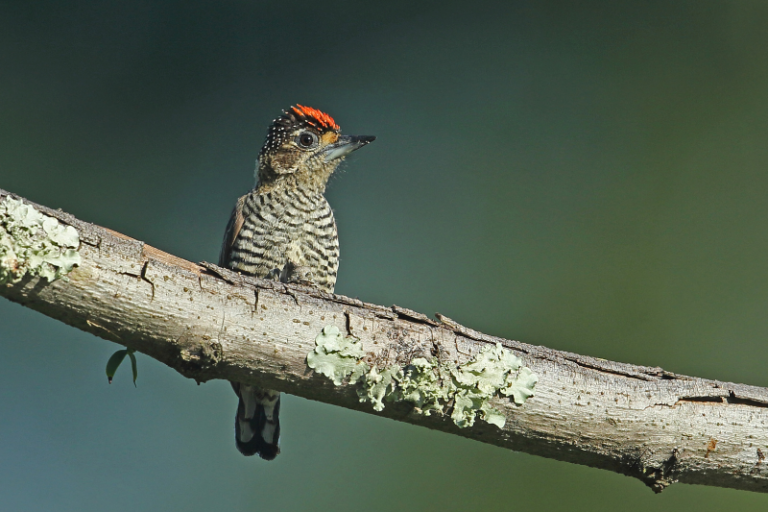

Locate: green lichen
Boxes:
[0,197,81,285]
[308,324,538,429]
[362,343,537,429]
[357,365,399,411]
[448,343,539,428]
[454,342,523,393]
[387,357,451,416]
[306,325,367,385]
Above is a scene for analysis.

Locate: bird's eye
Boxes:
[297,132,317,148]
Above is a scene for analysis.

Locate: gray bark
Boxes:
[2,187,768,494]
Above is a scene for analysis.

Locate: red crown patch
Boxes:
[290,104,340,131]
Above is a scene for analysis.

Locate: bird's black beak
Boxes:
[323,135,376,162]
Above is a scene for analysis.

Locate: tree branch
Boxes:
[2,187,768,494]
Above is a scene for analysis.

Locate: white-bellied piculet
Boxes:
[219,105,375,459]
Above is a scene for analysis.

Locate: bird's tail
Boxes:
[232,383,280,460]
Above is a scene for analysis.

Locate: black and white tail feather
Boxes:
[232,383,281,459]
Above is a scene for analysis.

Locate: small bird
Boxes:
[219,105,375,459]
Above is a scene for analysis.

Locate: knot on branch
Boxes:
[176,336,223,379]
[629,448,680,493]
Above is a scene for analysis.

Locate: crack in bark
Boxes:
[140,260,155,300]
[392,304,438,326]
[563,357,664,382]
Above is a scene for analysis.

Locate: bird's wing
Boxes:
[219,194,246,267]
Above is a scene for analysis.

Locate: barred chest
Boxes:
[227,187,340,292]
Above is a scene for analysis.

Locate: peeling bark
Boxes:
[2,187,768,494]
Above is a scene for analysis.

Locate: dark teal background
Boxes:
[3,1,768,510]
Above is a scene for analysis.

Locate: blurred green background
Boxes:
[2,1,768,510]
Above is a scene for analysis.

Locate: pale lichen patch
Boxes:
[308,324,538,429]
[369,343,538,429]
[388,357,450,416]
[306,325,367,385]
[0,197,81,285]
[357,365,398,412]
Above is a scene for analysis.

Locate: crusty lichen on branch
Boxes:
[0,197,81,285]
[307,325,538,429]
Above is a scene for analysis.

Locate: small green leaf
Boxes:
[128,350,138,386]
[106,349,128,384]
